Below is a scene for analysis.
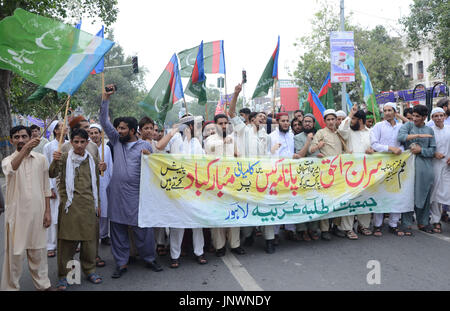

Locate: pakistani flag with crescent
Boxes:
[0,9,114,95]
[185,40,207,105]
[178,40,225,77]
[252,36,280,99]
[139,53,184,127]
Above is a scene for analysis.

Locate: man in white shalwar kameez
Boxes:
[429,107,450,233]
[43,120,68,257]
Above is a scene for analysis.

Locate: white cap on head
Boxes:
[48,120,59,134]
[90,123,102,132]
[323,109,337,118]
[431,107,445,116]
[383,102,397,112]
[336,110,346,118]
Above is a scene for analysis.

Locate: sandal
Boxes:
[432,223,442,234]
[357,226,373,236]
[418,225,434,234]
[157,245,168,256]
[96,256,106,268]
[403,227,413,236]
[47,250,56,258]
[56,278,69,291]
[87,273,103,284]
[345,230,358,240]
[299,231,311,242]
[388,226,405,236]
[308,230,320,241]
[170,258,179,269]
[196,254,208,265]
[373,226,382,237]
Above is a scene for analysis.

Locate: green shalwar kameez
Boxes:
[49,152,99,278]
[397,122,436,226]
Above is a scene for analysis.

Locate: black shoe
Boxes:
[230,247,245,255]
[146,260,163,272]
[265,239,275,254]
[243,235,254,247]
[332,226,346,238]
[112,266,127,279]
[101,237,111,246]
[215,247,226,257]
[321,231,332,241]
[128,256,137,264]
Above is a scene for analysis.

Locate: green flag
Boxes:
[252,36,280,99]
[0,9,114,95]
[185,78,207,105]
[138,54,181,126]
[359,60,381,123]
[184,41,207,105]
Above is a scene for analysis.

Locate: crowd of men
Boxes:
[1,83,449,291]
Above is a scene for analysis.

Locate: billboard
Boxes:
[330,31,355,83]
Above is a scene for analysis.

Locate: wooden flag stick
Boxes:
[39,98,70,139]
[183,96,188,115]
[101,73,105,176]
[57,95,71,152]
[272,77,278,116]
[224,74,228,115]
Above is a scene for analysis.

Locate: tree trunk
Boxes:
[0,69,13,162]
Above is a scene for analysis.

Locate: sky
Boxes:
[80,0,413,98]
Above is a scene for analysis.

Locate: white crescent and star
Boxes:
[35,31,52,50]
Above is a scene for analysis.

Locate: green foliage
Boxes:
[400,0,450,81]
[293,1,410,108]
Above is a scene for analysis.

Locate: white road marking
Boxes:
[415,229,450,242]
[221,252,263,291]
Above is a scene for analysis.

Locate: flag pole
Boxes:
[224,74,228,115]
[183,96,188,115]
[39,98,71,139]
[101,72,105,176]
[57,95,71,152]
[272,77,278,116]
[205,102,208,121]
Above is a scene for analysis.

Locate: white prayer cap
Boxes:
[323,109,337,118]
[48,120,59,134]
[336,110,346,117]
[179,115,195,124]
[383,102,397,112]
[431,107,445,116]
[90,123,102,132]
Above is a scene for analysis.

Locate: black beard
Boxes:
[279,127,289,133]
[119,134,131,143]
[350,123,360,131]
[303,127,316,134]
[222,131,227,138]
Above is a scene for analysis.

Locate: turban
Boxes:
[275,112,289,120]
[48,120,59,134]
[323,109,337,118]
[336,110,346,118]
[384,102,397,112]
[431,107,445,116]
[90,123,102,132]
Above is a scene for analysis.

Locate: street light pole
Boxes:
[340,0,347,114]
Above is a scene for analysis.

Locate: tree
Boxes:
[0,0,119,160]
[400,0,450,82]
[292,1,409,109]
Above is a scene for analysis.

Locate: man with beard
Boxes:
[427,98,450,127]
[337,106,374,240]
[1,126,53,291]
[270,113,298,241]
[229,84,276,254]
[100,85,162,278]
[205,114,245,257]
[294,114,322,241]
[370,102,406,237]
[291,118,303,135]
[398,105,436,234]
[309,109,345,241]
[429,107,450,233]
